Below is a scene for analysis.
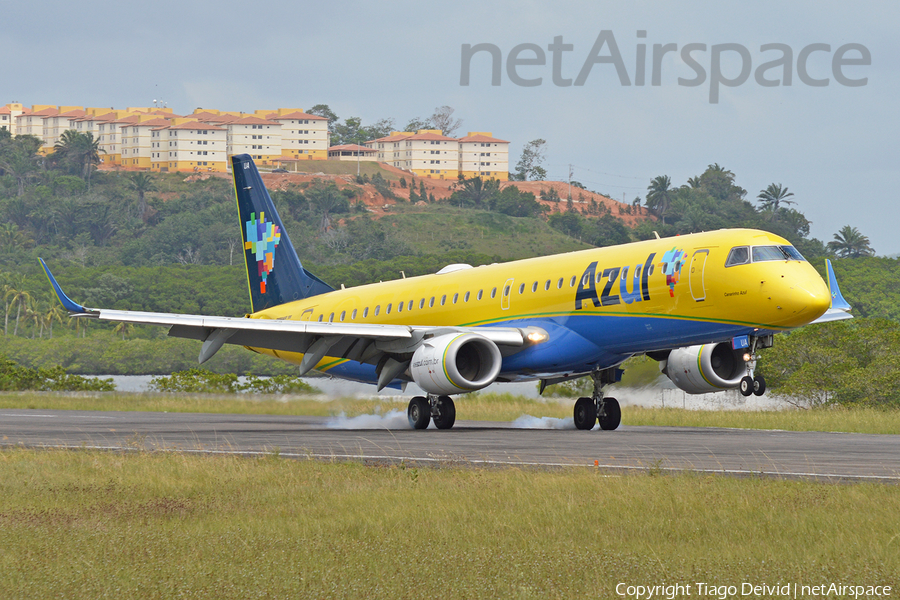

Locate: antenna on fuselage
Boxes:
[653,231,660,239]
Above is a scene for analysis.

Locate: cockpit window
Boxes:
[727,244,806,266]
[725,246,750,267]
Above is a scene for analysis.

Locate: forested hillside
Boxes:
[1,129,896,378]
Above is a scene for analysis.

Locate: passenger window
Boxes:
[595,271,603,284]
[453,293,458,304]
[363,307,368,318]
[726,246,750,267]
[329,313,334,322]
[570,276,576,287]
[582,274,590,286]
[429,297,435,308]
[532,282,538,293]
[557,278,563,289]
[503,285,510,297]
[477,290,483,300]
[419,298,424,309]
[318,314,323,322]
[465,291,471,302]
[490,288,496,299]
[408,300,414,311]
[340,311,345,322]
[544,280,550,291]
[518,283,525,294]
[440,295,446,306]
[352,309,358,319]
[398,302,404,313]
[374,306,380,316]
[386,303,392,314]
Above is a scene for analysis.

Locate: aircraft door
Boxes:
[501,278,514,310]
[689,250,709,302]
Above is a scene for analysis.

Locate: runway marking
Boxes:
[11,442,900,483]
[0,413,117,419]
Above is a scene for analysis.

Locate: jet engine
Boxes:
[409,333,502,395]
[660,343,748,394]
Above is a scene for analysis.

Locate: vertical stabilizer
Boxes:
[231,154,333,312]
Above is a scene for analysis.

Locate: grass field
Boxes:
[0,449,896,599]
[3,391,900,434]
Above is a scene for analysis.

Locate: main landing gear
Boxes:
[407,394,456,430]
[574,368,621,431]
[738,336,767,398]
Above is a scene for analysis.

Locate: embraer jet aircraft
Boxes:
[42,155,851,431]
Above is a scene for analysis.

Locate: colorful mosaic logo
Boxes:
[660,247,686,297]
[245,212,281,294]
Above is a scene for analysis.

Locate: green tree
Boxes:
[52,130,105,188]
[450,176,499,208]
[514,139,547,181]
[0,133,44,196]
[428,106,462,136]
[645,175,673,224]
[307,104,339,138]
[757,183,795,219]
[828,225,874,258]
[129,171,158,221]
[4,275,31,337]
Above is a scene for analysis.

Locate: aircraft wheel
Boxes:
[753,374,767,396]
[408,396,430,429]
[739,376,754,397]
[432,395,456,430]
[573,397,596,430]
[598,397,621,431]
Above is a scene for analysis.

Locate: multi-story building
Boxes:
[225,116,282,165]
[119,116,173,169]
[15,105,58,141]
[368,129,459,179]
[368,131,413,167]
[260,109,329,160]
[0,102,26,135]
[151,119,227,172]
[457,132,510,180]
[43,107,86,149]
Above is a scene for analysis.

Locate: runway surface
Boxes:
[2,409,899,482]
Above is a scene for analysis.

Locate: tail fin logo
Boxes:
[244,212,282,294]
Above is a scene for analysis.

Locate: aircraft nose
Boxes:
[788,270,831,325]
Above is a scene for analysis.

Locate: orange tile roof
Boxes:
[408,131,458,141]
[458,134,510,143]
[267,111,328,121]
[328,144,376,152]
[29,107,59,117]
[55,109,86,119]
[187,111,236,122]
[132,118,173,128]
[0,107,10,115]
[370,132,413,143]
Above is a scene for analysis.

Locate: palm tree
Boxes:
[4,275,30,336]
[113,321,134,340]
[45,302,66,339]
[53,130,105,189]
[454,176,499,208]
[129,172,158,221]
[757,183,795,213]
[828,225,874,258]
[645,175,673,224]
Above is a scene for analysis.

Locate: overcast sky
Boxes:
[4,1,898,254]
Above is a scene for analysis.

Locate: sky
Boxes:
[4,1,898,254]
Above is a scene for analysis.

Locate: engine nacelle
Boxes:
[409,333,502,396]
[662,343,748,394]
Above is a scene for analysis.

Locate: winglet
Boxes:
[39,258,88,313]
[825,259,851,311]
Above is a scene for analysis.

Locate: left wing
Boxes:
[41,259,537,381]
